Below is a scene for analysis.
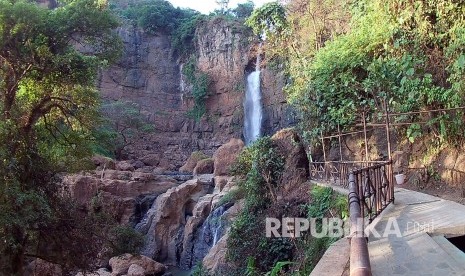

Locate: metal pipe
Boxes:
[349,172,372,276]
[350,237,372,276]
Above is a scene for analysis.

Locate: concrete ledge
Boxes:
[310,238,350,276]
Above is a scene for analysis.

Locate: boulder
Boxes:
[152,167,165,175]
[213,138,245,176]
[92,155,116,170]
[133,160,146,169]
[109,253,165,276]
[179,151,208,173]
[140,179,211,264]
[213,176,232,194]
[63,171,177,224]
[202,233,229,273]
[116,161,135,171]
[193,158,214,175]
[271,128,309,193]
[101,170,132,181]
[140,153,160,167]
[100,179,176,199]
[131,171,155,182]
[61,174,99,206]
[26,258,62,276]
[127,264,145,276]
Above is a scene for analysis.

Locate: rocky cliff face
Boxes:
[98,18,295,168]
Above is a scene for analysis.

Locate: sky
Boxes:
[168,0,276,14]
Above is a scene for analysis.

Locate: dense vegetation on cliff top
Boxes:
[248,0,465,145]
[118,0,255,121]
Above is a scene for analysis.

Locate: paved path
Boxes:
[312,181,465,275]
[368,188,465,275]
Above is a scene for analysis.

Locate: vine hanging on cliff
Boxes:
[183,56,211,121]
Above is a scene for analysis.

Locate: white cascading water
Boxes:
[243,47,263,145]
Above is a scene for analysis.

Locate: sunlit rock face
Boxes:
[97,17,294,169]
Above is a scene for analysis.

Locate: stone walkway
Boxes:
[311,182,465,276]
[368,188,465,275]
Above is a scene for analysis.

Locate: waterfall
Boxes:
[179,63,186,92]
[212,215,222,246]
[243,46,263,145]
[180,205,228,269]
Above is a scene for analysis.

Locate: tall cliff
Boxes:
[98,17,295,168]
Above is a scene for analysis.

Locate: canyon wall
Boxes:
[98,17,295,168]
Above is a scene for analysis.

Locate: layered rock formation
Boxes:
[98,17,294,168]
[138,173,240,269]
[62,159,181,225]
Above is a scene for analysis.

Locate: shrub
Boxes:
[109,226,145,256]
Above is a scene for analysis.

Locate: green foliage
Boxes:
[191,150,209,161]
[183,57,211,121]
[109,226,145,256]
[265,261,294,276]
[232,1,255,19]
[245,2,288,40]
[192,262,209,276]
[299,186,348,273]
[217,187,244,207]
[171,14,206,56]
[307,186,334,218]
[0,0,121,273]
[245,257,259,276]
[120,0,203,57]
[307,186,348,219]
[281,0,465,144]
[227,137,292,274]
[231,137,285,208]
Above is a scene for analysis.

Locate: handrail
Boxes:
[348,173,372,276]
[352,160,394,222]
[348,161,395,276]
[309,160,389,188]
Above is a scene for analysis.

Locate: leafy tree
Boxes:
[232,1,254,19]
[0,0,121,273]
[245,2,288,40]
[291,0,465,143]
[216,0,230,15]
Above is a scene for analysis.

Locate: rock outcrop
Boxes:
[179,151,209,173]
[108,253,166,276]
[202,233,229,273]
[98,17,294,168]
[140,177,213,264]
[26,258,62,276]
[213,138,245,176]
[193,158,214,175]
[62,161,180,225]
[271,128,310,194]
[178,176,240,270]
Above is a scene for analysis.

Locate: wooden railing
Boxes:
[348,161,395,276]
[309,161,387,188]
